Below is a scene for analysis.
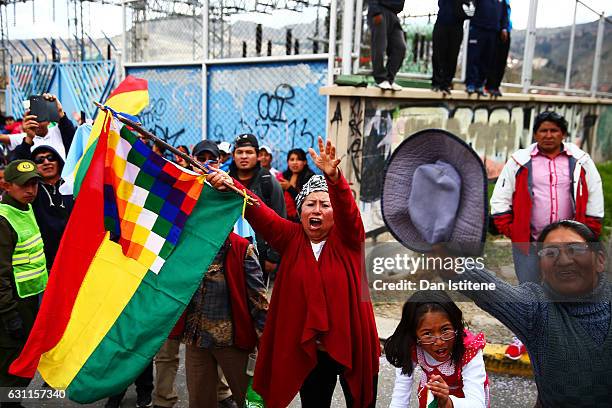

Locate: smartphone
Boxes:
[28,95,60,122]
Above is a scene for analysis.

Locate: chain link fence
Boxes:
[207,58,327,171]
[125,64,203,152]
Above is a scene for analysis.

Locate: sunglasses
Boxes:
[196,156,218,164]
[33,154,58,164]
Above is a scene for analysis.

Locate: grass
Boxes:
[597,162,612,239]
[487,161,612,240]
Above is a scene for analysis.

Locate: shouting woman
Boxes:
[207,137,379,408]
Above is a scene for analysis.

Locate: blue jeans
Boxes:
[512,243,540,284]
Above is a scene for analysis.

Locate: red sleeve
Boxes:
[327,171,364,248]
[583,216,602,238]
[492,213,513,239]
[234,180,299,255]
[575,171,602,238]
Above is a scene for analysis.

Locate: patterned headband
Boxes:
[295,175,328,215]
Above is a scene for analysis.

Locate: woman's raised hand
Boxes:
[205,167,231,191]
[308,136,341,182]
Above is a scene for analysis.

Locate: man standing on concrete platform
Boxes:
[465,0,508,96]
[367,0,407,91]
[431,0,475,95]
[486,0,512,97]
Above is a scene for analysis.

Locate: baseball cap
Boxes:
[259,145,272,154]
[4,160,42,185]
[218,142,231,154]
[192,140,220,159]
[234,133,259,150]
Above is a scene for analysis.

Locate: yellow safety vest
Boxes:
[0,203,48,298]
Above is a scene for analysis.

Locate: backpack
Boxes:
[258,169,274,208]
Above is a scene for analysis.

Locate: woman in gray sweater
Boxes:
[447,220,611,407]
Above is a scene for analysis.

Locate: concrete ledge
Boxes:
[320,85,612,105]
[483,344,533,378]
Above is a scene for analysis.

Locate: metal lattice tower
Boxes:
[0,0,330,63]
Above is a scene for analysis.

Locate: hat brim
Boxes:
[381,129,488,256]
[193,148,219,159]
[11,172,42,186]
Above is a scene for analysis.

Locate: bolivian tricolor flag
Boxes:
[10,113,243,403]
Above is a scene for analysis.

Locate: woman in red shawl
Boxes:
[207,136,380,408]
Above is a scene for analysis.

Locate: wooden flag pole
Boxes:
[93,101,259,206]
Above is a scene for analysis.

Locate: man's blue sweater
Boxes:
[471,0,508,31]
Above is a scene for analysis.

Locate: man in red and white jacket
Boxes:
[492,111,604,282]
[491,111,604,360]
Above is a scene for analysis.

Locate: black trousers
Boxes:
[299,351,378,408]
[107,362,154,403]
[486,31,511,90]
[368,8,407,84]
[0,346,32,408]
[466,25,497,87]
[432,22,464,89]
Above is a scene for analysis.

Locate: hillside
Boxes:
[509,18,612,92]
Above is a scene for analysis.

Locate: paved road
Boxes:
[26,346,537,407]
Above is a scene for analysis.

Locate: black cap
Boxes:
[192,140,220,159]
[234,133,259,150]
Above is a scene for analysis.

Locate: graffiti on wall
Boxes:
[125,65,201,149]
[208,61,327,171]
[349,98,601,233]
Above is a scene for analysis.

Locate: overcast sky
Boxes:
[2,0,611,40]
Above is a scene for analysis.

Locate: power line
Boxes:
[575,0,612,24]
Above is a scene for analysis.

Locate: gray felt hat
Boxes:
[381,129,488,256]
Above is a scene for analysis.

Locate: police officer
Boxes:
[0,160,48,406]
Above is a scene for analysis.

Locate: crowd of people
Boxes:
[0,92,609,408]
[0,94,379,408]
[368,0,512,97]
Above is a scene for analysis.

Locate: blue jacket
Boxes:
[437,0,469,25]
[505,0,512,31]
[368,0,405,16]
[471,0,509,32]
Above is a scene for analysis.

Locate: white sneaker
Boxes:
[390,82,403,91]
[375,80,392,90]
